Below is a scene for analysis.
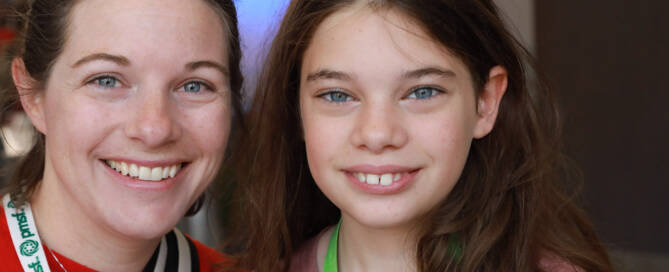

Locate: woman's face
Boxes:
[300,7,501,229]
[29,0,231,238]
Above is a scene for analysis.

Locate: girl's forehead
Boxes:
[304,5,470,82]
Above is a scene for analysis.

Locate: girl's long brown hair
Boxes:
[227,0,613,271]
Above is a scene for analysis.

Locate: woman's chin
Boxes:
[99,207,185,241]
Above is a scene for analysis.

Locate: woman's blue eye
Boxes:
[321,91,352,103]
[407,87,440,99]
[184,82,203,93]
[95,76,119,88]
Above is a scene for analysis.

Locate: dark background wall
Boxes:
[537,0,669,257]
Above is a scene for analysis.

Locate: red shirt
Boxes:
[0,207,230,271]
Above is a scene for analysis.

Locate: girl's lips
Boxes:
[344,168,420,195]
[342,164,417,174]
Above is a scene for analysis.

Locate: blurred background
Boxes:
[1,0,667,271]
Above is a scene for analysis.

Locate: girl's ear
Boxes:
[473,65,507,139]
[12,58,47,134]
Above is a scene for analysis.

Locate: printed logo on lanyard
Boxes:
[3,194,50,272]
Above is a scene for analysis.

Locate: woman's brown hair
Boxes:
[0,0,244,213]
[228,0,613,271]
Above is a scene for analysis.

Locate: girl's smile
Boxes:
[299,5,494,229]
[342,165,421,194]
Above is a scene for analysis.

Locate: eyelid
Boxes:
[84,73,126,88]
[405,85,446,99]
[315,88,356,103]
[179,79,216,93]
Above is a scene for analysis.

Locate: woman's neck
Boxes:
[335,214,419,272]
[30,176,159,271]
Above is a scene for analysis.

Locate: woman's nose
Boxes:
[349,101,408,154]
[124,90,181,148]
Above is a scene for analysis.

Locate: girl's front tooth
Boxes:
[150,167,163,181]
[138,166,151,180]
[380,174,392,186]
[366,174,379,185]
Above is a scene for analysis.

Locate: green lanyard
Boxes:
[323,219,341,272]
[322,220,462,272]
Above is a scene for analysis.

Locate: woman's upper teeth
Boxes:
[106,160,181,181]
[354,172,405,186]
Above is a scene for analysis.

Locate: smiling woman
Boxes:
[0,0,242,271]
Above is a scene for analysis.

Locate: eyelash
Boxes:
[316,89,355,103]
[85,75,216,93]
[405,86,445,100]
[86,74,122,89]
[316,85,445,104]
[180,80,215,94]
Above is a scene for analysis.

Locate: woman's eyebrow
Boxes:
[72,53,130,68]
[402,67,456,79]
[187,60,229,77]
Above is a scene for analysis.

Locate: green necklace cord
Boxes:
[322,220,462,271]
[323,219,341,272]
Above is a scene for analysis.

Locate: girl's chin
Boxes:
[343,210,421,230]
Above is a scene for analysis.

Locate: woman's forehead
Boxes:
[61,0,228,64]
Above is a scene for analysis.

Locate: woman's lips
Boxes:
[102,159,188,182]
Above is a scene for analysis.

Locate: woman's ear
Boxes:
[473,65,507,139]
[12,58,47,134]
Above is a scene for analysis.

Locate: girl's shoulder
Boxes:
[538,253,584,272]
[289,226,334,272]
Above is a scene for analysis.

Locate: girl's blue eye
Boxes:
[95,76,119,88]
[184,82,203,93]
[407,87,441,99]
[321,90,352,103]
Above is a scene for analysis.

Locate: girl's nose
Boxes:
[349,101,408,153]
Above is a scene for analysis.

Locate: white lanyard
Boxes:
[3,194,51,272]
[3,194,197,272]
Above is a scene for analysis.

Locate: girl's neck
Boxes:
[30,175,159,271]
[336,214,419,272]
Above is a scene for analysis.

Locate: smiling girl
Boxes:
[0,0,242,271]
[228,0,613,271]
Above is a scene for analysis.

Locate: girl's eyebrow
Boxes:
[306,69,353,82]
[402,67,456,79]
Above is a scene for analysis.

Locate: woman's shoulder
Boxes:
[186,234,234,271]
[0,207,26,270]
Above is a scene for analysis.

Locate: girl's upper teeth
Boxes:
[106,160,181,181]
[354,172,406,186]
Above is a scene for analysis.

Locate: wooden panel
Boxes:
[537,1,669,253]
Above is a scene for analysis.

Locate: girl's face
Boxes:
[300,6,502,229]
[25,0,231,238]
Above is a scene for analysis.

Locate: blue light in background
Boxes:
[236,0,289,97]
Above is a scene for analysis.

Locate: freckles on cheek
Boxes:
[187,108,230,151]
